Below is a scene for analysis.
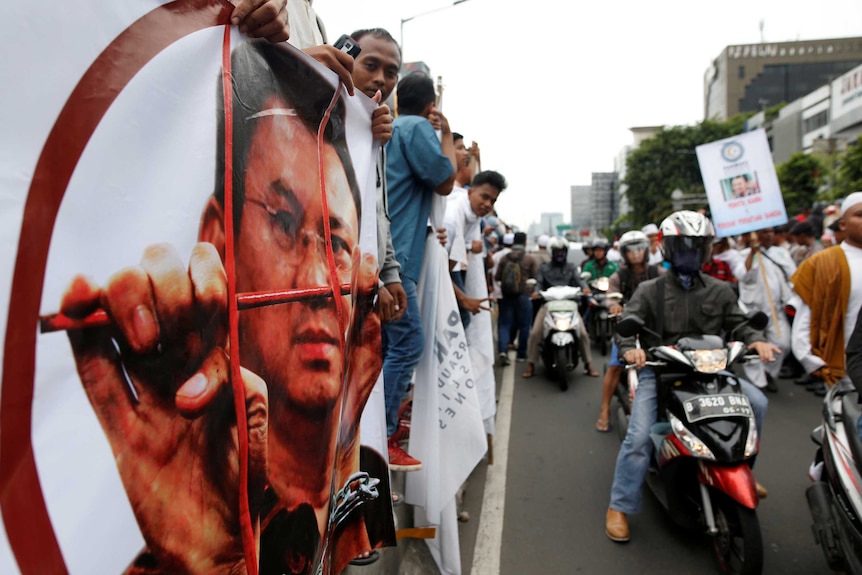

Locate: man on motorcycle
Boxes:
[582,239,619,281]
[523,237,599,378]
[595,231,662,432]
[605,211,778,543]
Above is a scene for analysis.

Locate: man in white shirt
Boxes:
[642,223,664,265]
[791,192,862,395]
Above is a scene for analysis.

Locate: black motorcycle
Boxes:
[614,314,767,575]
[584,275,618,356]
[806,378,862,574]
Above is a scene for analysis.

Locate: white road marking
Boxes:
[471,359,514,575]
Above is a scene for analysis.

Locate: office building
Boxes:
[704,37,862,120]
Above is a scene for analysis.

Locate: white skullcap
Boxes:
[842,191,862,214]
[642,223,659,235]
[537,234,550,247]
[503,232,515,246]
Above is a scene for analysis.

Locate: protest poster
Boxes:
[0,2,392,574]
[695,128,788,237]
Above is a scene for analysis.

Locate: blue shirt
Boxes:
[385,116,453,282]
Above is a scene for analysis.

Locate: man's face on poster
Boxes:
[731,176,747,197]
[233,97,358,415]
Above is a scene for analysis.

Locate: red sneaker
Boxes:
[388,439,422,472]
[390,401,412,444]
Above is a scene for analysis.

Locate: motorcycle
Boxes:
[806,377,862,574]
[614,314,767,575]
[583,274,620,356]
[537,285,583,391]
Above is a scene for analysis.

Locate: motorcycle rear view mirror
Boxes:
[580,271,592,281]
[616,316,644,338]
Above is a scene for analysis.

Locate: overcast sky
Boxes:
[315,0,862,231]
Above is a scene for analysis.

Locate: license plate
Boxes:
[683,394,752,423]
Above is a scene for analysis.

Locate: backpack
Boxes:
[500,251,524,297]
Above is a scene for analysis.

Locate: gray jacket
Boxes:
[376,148,401,286]
[618,272,764,356]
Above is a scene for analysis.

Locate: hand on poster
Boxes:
[59,243,268,575]
[370,94,393,144]
[231,0,290,43]
[303,45,356,95]
[340,249,382,443]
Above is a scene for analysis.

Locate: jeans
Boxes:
[498,294,531,357]
[450,270,471,330]
[609,368,767,514]
[382,278,423,437]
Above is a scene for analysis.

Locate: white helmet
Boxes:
[618,230,649,264]
[548,236,568,253]
[660,211,715,268]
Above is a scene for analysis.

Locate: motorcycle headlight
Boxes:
[554,317,571,331]
[669,413,716,460]
[595,277,609,292]
[682,349,727,374]
[744,418,758,458]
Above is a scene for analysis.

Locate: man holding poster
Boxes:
[696,129,788,238]
[48,40,389,575]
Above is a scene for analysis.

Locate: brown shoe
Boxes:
[755,480,768,499]
[605,508,630,542]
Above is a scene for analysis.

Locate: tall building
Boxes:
[704,36,862,120]
[591,172,618,234]
[539,212,564,236]
[570,185,591,232]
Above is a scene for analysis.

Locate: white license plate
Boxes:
[683,394,752,423]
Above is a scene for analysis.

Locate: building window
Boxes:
[738,65,745,79]
[803,109,829,133]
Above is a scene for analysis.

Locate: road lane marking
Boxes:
[471,359,514,575]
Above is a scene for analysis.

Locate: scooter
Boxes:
[614,314,766,575]
[537,285,583,391]
[806,377,862,574]
[584,275,619,356]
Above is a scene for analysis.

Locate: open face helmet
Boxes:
[660,211,715,274]
[618,230,649,265]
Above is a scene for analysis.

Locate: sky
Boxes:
[315,0,862,232]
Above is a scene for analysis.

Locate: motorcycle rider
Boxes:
[582,239,619,281]
[595,231,662,432]
[523,237,599,378]
[605,211,778,543]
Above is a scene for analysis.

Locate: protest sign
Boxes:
[0,2,391,573]
[696,128,788,237]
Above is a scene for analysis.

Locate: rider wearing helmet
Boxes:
[605,211,779,543]
[522,238,599,378]
[582,239,618,281]
[595,231,662,432]
[582,238,594,263]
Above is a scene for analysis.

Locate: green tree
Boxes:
[835,136,862,197]
[776,152,825,215]
[623,115,749,227]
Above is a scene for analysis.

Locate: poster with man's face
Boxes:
[0,2,392,574]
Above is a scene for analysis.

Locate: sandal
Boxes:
[349,549,380,566]
[522,364,535,379]
[584,366,599,377]
[595,418,610,433]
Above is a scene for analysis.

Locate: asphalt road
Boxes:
[456,349,833,575]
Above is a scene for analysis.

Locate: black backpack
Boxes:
[500,251,524,297]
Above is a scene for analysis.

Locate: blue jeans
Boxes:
[382,278,423,437]
[498,294,531,357]
[450,270,471,329]
[609,368,767,514]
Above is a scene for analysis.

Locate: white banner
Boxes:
[696,128,788,237]
[406,235,488,574]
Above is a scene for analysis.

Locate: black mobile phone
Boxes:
[333,34,361,58]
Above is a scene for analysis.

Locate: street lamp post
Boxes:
[400,0,471,58]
